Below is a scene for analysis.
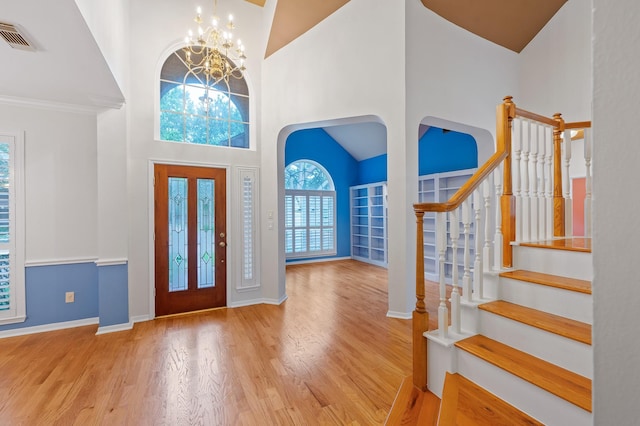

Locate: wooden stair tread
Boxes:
[479,300,592,345]
[519,237,591,253]
[500,270,591,294]
[385,375,440,425]
[438,372,543,426]
[455,335,592,412]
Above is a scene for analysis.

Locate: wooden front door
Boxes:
[154,164,227,316]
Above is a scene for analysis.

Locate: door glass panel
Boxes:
[197,179,215,289]
[168,177,188,292]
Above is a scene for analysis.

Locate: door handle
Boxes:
[219,241,226,247]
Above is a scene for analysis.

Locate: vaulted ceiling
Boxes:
[263,0,568,57]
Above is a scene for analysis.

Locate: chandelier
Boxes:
[183,0,247,88]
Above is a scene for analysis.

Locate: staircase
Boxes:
[391,97,594,425]
[423,239,592,425]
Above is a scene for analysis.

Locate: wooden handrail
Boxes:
[413,150,508,213]
[514,107,557,127]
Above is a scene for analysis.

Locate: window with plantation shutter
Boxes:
[237,167,259,289]
[0,132,25,325]
[284,160,336,259]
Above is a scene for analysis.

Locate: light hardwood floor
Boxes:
[0,260,445,425]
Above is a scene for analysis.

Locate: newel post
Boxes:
[413,209,428,391]
[553,113,566,237]
[500,96,516,268]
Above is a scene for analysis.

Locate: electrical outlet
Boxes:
[65,291,75,303]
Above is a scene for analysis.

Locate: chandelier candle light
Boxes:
[183,0,247,87]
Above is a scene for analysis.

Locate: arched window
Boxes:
[284,160,336,258]
[159,49,250,148]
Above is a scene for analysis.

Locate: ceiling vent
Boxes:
[0,22,36,51]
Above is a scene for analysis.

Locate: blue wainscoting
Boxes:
[0,261,130,334]
[97,263,129,327]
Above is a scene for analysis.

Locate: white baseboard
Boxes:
[131,314,152,324]
[387,310,412,320]
[228,294,288,308]
[285,256,351,265]
[0,317,99,339]
[95,321,133,335]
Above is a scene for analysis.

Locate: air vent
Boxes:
[0,23,36,51]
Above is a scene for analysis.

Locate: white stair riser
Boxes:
[479,311,592,378]
[426,339,456,399]
[499,277,593,324]
[457,350,592,426]
[513,246,592,281]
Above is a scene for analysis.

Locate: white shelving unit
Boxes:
[418,168,476,282]
[350,182,388,267]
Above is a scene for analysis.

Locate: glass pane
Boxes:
[185,114,207,144]
[308,196,321,227]
[309,228,320,252]
[294,196,306,227]
[197,179,215,289]
[285,229,293,253]
[284,195,293,228]
[160,112,185,142]
[294,229,306,253]
[322,196,334,226]
[184,85,209,115]
[208,118,229,146]
[207,91,231,121]
[159,82,184,113]
[0,143,9,243]
[168,178,188,292]
[230,122,249,148]
[322,228,334,251]
[230,94,249,122]
[0,250,9,311]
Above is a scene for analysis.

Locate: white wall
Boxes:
[593,0,640,422]
[0,104,98,262]
[126,0,264,319]
[260,0,407,312]
[404,1,519,313]
[517,0,592,123]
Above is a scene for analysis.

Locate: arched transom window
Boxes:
[284,160,336,258]
[159,48,250,148]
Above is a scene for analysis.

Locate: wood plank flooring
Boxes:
[0,260,443,425]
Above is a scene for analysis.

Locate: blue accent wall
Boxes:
[357,154,387,184]
[285,128,359,260]
[0,262,99,332]
[418,127,478,175]
[98,263,129,327]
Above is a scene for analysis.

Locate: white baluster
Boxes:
[545,126,554,239]
[584,128,593,237]
[483,177,493,273]
[449,209,461,334]
[521,120,531,242]
[513,118,523,242]
[437,212,448,338]
[538,125,548,240]
[473,188,484,300]
[494,167,503,270]
[530,124,540,241]
[563,129,573,237]
[462,199,472,303]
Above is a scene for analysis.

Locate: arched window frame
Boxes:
[157,46,251,149]
[284,160,337,259]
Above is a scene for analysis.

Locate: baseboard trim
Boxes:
[95,321,133,335]
[228,294,288,308]
[286,256,350,266]
[387,310,412,320]
[0,317,99,339]
[131,314,152,324]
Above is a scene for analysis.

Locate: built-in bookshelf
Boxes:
[418,168,476,282]
[350,182,388,267]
